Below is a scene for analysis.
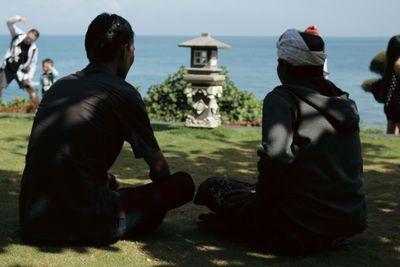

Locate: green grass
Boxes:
[0,115,399,266]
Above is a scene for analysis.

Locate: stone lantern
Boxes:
[178,33,231,128]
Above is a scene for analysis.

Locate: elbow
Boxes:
[6,15,19,24]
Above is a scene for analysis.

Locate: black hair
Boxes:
[29,29,40,39]
[85,13,134,63]
[383,35,400,82]
[299,32,324,52]
[42,58,53,65]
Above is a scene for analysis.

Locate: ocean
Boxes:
[0,35,388,129]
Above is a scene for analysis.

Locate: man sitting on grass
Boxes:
[194,28,367,254]
[19,13,195,246]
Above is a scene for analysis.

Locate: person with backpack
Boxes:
[0,16,40,106]
[194,28,367,254]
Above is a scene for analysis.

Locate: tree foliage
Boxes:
[362,50,386,92]
[369,50,386,76]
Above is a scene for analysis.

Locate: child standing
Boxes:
[40,58,59,96]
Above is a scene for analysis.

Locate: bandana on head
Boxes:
[277,29,326,66]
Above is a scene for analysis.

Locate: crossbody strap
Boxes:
[278,85,301,133]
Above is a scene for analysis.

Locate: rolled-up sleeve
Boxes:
[7,16,24,37]
[117,88,160,159]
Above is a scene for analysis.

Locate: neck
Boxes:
[91,61,124,79]
[290,65,324,81]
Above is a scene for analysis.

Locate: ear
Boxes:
[117,45,125,59]
[277,59,290,84]
[279,59,290,73]
[118,43,132,58]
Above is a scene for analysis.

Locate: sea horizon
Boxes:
[0,35,389,129]
[0,34,394,38]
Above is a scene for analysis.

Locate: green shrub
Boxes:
[144,66,191,122]
[361,78,378,92]
[0,96,34,113]
[144,66,262,123]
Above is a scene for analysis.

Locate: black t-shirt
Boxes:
[19,64,160,241]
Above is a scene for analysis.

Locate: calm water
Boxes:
[0,35,388,128]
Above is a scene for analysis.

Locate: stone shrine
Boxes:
[178,33,231,128]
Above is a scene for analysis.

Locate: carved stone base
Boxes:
[185,115,221,128]
[184,85,223,129]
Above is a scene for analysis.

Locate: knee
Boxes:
[171,171,196,198]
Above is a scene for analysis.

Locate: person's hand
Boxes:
[394,58,400,76]
[145,151,170,182]
[21,66,30,74]
[19,16,28,24]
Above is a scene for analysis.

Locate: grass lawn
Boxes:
[0,115,399,266]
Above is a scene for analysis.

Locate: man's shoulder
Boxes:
[116,82,144,106]
[101,74,141,100]
[264,85,300,108]
[52,70,141,99]
[265,85,294,100]
[30,43,38,50]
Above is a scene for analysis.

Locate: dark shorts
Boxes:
[0,68,28,89]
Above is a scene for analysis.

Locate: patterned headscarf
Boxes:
[277,29,326,66]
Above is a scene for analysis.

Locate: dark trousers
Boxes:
[194,176,341,254]
[23,171,195,246]
[116,171,195,239]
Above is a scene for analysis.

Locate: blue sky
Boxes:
[1,0,398,37]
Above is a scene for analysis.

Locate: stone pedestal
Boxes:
[184,85,222,128]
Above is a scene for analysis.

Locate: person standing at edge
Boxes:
[371,35,400,134]
[194,29,367,254]
[0,15,39,105]
[19,13,195,246]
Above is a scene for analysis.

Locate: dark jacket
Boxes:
[257,79,367,238]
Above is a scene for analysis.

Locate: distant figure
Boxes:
[371,35,400,134]
[194,28,367,254]
[0,16,39,105]
[19,13,195,245]
[40,58,59,96]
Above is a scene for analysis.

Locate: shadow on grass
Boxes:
[0,168,122,255]
[0,134,30,158]
[129,136,400,266]
[0,126,399,266]
[0,169,21,254]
